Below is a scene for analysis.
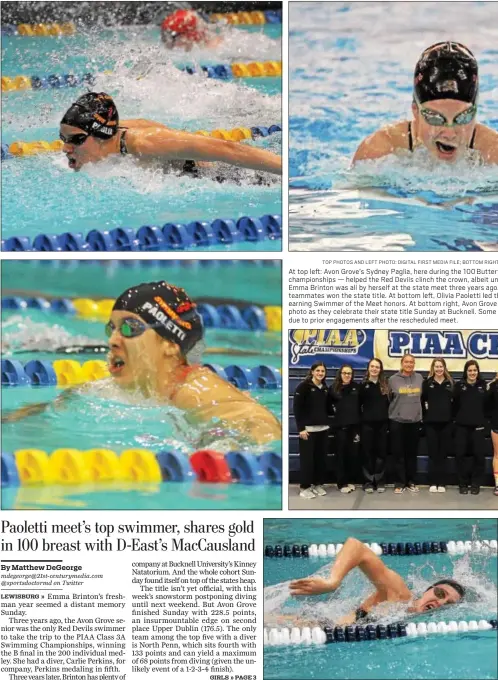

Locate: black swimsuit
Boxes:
[119,128,198,176]
[407,122,476,151]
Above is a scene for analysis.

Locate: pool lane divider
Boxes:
[264,541,498,557]
[1,62,282,91]
[264,619,498,647]
[1,125,282,158]
[1,449,281,487]
[1,214,282,252]
[1,359,282,390]
[2,297,282,332]
[0,22,76,36]
[209,10,282,24]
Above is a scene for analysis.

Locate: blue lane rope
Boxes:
[1,214,282,252]
[264,540,498,557]
[2,297,279,332]
[1,359,282,390]
[264,619,498,646]
[3,259,280,269]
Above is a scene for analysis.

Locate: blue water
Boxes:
[264,519,498,679]
[289,2,498,251]
[1,24,282,249]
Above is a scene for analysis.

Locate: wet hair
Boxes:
[364,357,389,395]
[463,359,481,382]
[305,361,327,385]
[428,357,453,384]
[332,364,354,394]
[427,578,466,600]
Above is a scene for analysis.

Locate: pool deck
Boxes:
[288,485,498,510]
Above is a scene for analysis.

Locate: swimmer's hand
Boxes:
[1,402,50,423]
[290,577,340,596]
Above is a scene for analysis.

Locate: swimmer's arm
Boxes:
[130,128,282,175]
[1,389,75,423]
[352,129,396,164]
[475,124,498,164]
[290,538,401,596]
[121,119,172,131]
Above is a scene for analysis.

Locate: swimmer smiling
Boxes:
[267,538,465,627]
[59,92,282,175]
[2,282,282,447]
[353,42,498,165]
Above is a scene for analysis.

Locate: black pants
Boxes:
[299,429,329,489]
[425,422,452,487]
[455,425,486,487]
[361,421,388,486]
[390,420,420,487]
[335,425,359,488]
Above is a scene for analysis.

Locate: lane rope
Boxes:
[264,541,498,557]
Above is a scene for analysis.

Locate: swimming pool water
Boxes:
[289,2,498,251]
[264,519,498,680]
[2,24,282,248]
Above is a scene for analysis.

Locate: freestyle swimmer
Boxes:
[2,282,281,446]
[60,92,282,175]
[268,538,465,627]
[353,42,498,165]
[160,9,222,51]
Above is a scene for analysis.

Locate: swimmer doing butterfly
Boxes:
[2,282,282,447]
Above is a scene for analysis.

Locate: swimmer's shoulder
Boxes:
[474,123,498,164]
[353,121,410,164]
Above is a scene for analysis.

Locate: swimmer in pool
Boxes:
[60,92,282,175]
[267,538,465,627]
[2,282,281,447]
[353,42,498,165]
[160,9,222,51]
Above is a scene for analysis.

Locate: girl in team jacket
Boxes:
[421,358,454,493]
[329,365,361,493]
[293,362,330,500]
[359,358,390,493]
[453,360,487,495]
[488,373,498,496]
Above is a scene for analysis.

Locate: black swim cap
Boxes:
[414,42,478,104]
[429,579,466,599]
[61,92,119,139]
[113,282,204,357]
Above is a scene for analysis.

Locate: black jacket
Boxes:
[421,377,454,423]
[453,379,487,427]
[293,380,329,432]
[329,382,360,427]
[488,380,498,431]
[359,380,389,422]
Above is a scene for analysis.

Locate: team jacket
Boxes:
[421,377,454,423]
[487,380,498,430]
[358,380,389,422]
[293,380,329,432]
[328,382,361,427]
[453,379,488,427]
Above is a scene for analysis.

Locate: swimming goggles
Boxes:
[418,104,477,127]
[105,317,150,339]
[59,132,89,146]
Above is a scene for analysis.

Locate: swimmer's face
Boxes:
[368,359,381,379]
[411,584,462,613]
[107,310,176,391]
[433,360,445,378]
[60,124,106,171]
[412,99,477,163]
[466,363,479,383]
[311,365,326,383]
[401,355,415,375]
[340,367,353,385]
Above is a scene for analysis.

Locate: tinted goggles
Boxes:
[419,104,477,127]
[105,317,150,339]
[59,132,89,146]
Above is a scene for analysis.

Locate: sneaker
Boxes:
[406,483,420,493]
[363,483,374,494]
[494,486,498,497]
[340,486,353,494]
[429,485,438,493]
[347,484,356,491]
[471,486,480,495]
[376,485,386,493]
[312,485,327,496]
[459,485,469,495]
[299,488,316,500]
[394,487,404,494]
[437,486,446,493]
